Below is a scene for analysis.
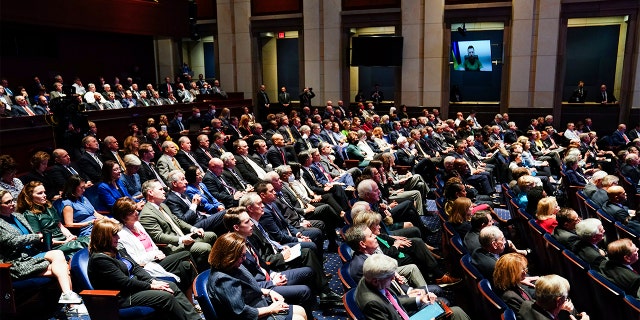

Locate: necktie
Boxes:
[243,155,266,179]
[115,152,127,174]
[268,203,292,236]
[218,175,236,195]
[315,163,333,182]
[149,163,168,188]
[159,205,184,236]
[171,157,181,171]
[230,169,247,186]
[203,148,213,159]
[255,222,283,250]
[248,244,270,280]
[623,134,630,144]
[66,165,78,175]
[286,128,295,142]
[279,148,286,164]
[186,152,203,172]
[23,106,35,116]
[384,289,409,320]
[178,121,184,131]
[91,153,103,167]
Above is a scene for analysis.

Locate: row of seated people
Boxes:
[0,74,231,117]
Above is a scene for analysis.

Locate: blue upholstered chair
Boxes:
[193,269,217,320]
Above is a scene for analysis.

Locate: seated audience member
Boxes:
[344,224,450,303]
[119,154,143,200]
[138,179,216,271]
[175,136,203,173]
[471,226,535,284]
[0,154,24,199]
[203,158,243,208]
[355,254,470,320]
[582,170,608,201]
[518,274,590,320]
[98,160,142,211]
[493,253,535,314]
[223,207,322,314]
[206,232,307,320]
[19,151,54,198]
[88,219,200,320]
[464,210,494,252]
[552,208,581,251]
[111,197,197,302]
[157,141,184,181]
[379,152,429,198]
[599,239,640,299]
[535,196,559,233]
[19,181,89,257]
[620,153,640,187]
[352,210,459,285]
[220,152,254,192]
[77,136,103,185]
[137,143,168,186]
[299,151,350,212]
[366,164,425,218]
[48,149,82,196]
[0,190,87,310]
[573,218,607,270]
[238,192,342,303]
[345,131,371,167]
[601,185,640,233]
[59,175,104,237]
[166,168,226,235]
[311,146,356,187]
[564,155,588,186]
[232,139,267,185]
[448,197,473,239]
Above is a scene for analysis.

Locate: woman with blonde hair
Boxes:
[493,253,534,314]
[447,197,473,238]
[123,135,141,157]
[371,127,393,153]
[239,114,252,136]
[207,232,307,320]
[536,196,559,233]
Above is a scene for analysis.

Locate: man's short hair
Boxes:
[470,210,491,231]
[344,224,369,252]
[239,192,260,207]
[220,152,235,163]
[607,238,634,263]
[556,208,577,228]
[479,226,503,249]
[166,170,184,186]
[575,218,602,240]
[534,275,570,310]
[141,180,160,199]
[363,254,397,281]
[356,179,376,199]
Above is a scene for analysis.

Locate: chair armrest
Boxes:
[79,290,121,320]
[0,263,16,315]
[394,165,411,175]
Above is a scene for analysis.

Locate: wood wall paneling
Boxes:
[251,0,302,16]
[196,0,217,20]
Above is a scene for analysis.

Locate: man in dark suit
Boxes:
[600,239,640,299]
[266,134,296,167]
[164,170,225,234]
[518,275,589,320]
[202,158,241,208]
[11,95,37,116]
[220,152,252,192]
[246,123,272,155]
[158,76,175,98]
[223,208,321,313]
[553,208,581,251]
[137,143,168,187]
[144,127,163,162]
[355,254,470,320]
[573,218,607,270]
[77,135,103,184]
[471,226,506,283]
[209,132,228,158]
[600,186,640,234]
[251,139,273,172]
[168,110,187,136]
[48,148,82,195]
[138,179,216,271]
[620,153,640,186]
[232,139,265,185]
[192,134,215,171]
[174,136,203,173]
[101,136,126,173]
[570,80,587,103]
[277,86,291,113]
[256,84,270,121]
[224,116,243,150]
[298,151,351,213]
[240,192,342,304]
[596,83,617,104]
[611,123,631,147]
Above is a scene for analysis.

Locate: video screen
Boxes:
[451,40,492,72]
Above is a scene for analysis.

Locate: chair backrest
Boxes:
[338,261,357,290]
[623,294,640,319]
[584,198,600,219]
[193,269,217,320]
[478,279,508,319]
[338,243,354,263]
[543,233,565,275]
[560,249,595,316]
[448,235,467,278]
[526,219,549,272]
[70,248,94,291]
[620,176,639,210]
[343,288,365,320]
[502,308,517,320]
[587,269,625,320]
[595,209,619,244]
[615,221,639,244]
[460,254,484,315]
[575,190,589,219]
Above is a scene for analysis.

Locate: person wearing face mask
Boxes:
[169,110,188,136]
[294,125,313,154]
[187,107,202,129]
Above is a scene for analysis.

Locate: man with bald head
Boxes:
[202,158,243,208]
[601,185,639,233]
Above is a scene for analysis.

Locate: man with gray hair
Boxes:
[164,169,226,235]
[202,158,242,208]
[356,254,470,320]
[103,136,127,173]
[157,140,183,181]
[573,218,607,270]
[220,152,253,192]
[519,274,589,320]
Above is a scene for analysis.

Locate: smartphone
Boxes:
[276,310,288,315]
[190,233,201,239]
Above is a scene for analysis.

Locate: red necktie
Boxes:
[249,245,270,281]
[24,106,35,116]
[279,148,286,163]
[385,289,409,320]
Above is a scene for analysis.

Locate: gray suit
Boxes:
[138,202,215,270]
[156,154,183,181]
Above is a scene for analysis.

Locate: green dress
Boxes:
[23,206,89,257]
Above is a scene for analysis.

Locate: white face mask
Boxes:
[176,117,182,122]
[370,105,375,110]
[195,113,200,118]
[288,175,295,182]
[302,134,308,139]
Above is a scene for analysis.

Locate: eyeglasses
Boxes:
[1,199,16,205]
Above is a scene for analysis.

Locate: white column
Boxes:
[303,0,322,104]
[321,0,342,102]
[532,0,561,108]
[401,0,425,107]
[508,0,536,108]
[422,0,445,106]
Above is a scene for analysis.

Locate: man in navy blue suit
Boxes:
[611,123,631,147]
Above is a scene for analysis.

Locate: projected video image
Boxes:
[451,40,492,72]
